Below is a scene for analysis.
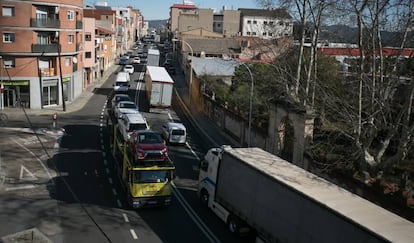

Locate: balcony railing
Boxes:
[30,18,60,28]
[76,20,83,29]
[32,43,60,53]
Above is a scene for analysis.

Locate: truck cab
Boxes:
[198,146,252,236]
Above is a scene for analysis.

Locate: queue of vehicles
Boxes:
[109,40,414,242]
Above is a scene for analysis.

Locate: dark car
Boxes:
[119,57,128,65]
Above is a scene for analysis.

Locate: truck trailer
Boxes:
[145,66,174,108]
[198,146,414,243]
[147,49,160,66]
[108,120,175,209]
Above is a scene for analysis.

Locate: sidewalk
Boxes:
[3,64,119,119]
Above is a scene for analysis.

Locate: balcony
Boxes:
[30,18,60,28]
[32,43,60,53]
[76,20,83,29]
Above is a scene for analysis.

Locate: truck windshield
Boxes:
[133,170,171,183]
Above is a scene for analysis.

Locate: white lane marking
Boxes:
[19,165,37,180]
[172,181,220,243]
[168,112,173,121]
[122,213,129,223]
[112,188,117,196]
[100,139,104,144]
[186,142,200,161]
[106,168,110,174]
[6,185,36,191]
[130,229,138,240]
[12,138,53,179]
[108,178,113,184]
[103,159,107,165]
[116,199,122,207]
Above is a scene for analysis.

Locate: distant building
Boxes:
[239,8,293,40]
[168,3,198,39]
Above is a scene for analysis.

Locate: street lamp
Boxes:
[172,38,193,105]
[239,62,254,147]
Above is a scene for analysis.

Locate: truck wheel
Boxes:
[227,216,240,235]
[200,190,209,207]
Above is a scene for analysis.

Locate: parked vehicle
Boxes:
[145,66,174,108]
[123,64,134,74]
[117,113,149,141]
[108,120,175,209]
[198,145,414,243]
[161,122,186,144]
[113,101,139,118]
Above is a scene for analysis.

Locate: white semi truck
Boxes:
[198,146,414,243]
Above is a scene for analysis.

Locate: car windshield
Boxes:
[171,129,185,136]
[137,132,162,144]
[120,103,136,109]
[116,96,130,102]
[130,123,147,131]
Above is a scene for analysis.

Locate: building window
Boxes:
[68,35,74,44]
[269,33,273,36]
[217,23,221,27]
[264,21,268,25]
[4,58,15,68]
[3,32,15,43]
[247,20,251,24]
[85,33,92,41]
[252,32,257,36]
[85,52,92,58]
[263,32,267,36]
[253,20,257,24]
[67,11,74,21]
[2,6,15,16]
[246,31,251,36]
[269,21,274,25]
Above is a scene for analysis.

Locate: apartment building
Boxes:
[84,6,117,80]
[168,3,198,39]
[213,7,240,38]
[239,8,293,40]
[0,0,84,109]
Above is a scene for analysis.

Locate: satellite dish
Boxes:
[72,57,78,63]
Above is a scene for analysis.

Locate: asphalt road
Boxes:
[0,57,253,242]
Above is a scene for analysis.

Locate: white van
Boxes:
[162,122,187,144]
[118,113,150,141]
[116,71,130,82]
[113,72,130,92]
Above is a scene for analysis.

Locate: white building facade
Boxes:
[239,8,293,40]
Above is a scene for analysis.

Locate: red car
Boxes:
[129,130,168,161]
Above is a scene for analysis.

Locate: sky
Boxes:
[87,0,260,20]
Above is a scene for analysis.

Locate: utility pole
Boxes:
[0,56,3,110]
[54,36,66,111]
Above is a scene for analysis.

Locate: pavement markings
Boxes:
[122,213,129,223]
[108,178,113,184]
[172,181,220,243]
[112,188,117,196]
[130,229,138,240]
[106,168,110,174]
[6,185,36,191]
[116,199,122,208]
